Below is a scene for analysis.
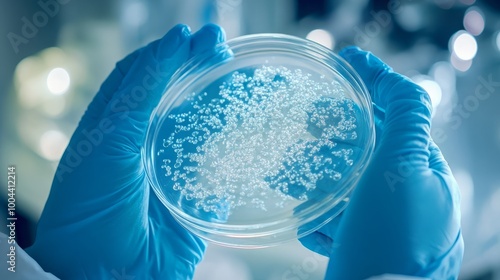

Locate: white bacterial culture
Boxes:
[158,65,358,216]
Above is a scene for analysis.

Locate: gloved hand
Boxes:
[300,47,463,279]
[26,24,226,279]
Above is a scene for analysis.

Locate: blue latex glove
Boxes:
[26,24,226,279]
[300,47,463,279]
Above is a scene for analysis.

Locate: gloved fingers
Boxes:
[428,141,461,221]
[339,47,391,99]
[110,23,191,112]
[148,188,207,265]
[96,25,191,150]
[372,102,385,147]
[299,232,334,257]
[428,140,452,176]
[78,50,142,131]
[339,46,432,162]
[103,24,228,151]
[298,212,343,257]
[190,23,226,56]
[188,23,232,78]
[79,24,191,133]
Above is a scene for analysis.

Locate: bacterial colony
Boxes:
[158,65,358,216]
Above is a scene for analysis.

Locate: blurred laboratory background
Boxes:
[1,0,499,279]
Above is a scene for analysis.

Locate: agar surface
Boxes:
[159,66,358,215]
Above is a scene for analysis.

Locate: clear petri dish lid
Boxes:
[143,33,375,248]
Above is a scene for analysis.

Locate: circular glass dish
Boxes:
[143,34,375,248]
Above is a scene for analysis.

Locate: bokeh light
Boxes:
[430,61,456,107]
[413,75,443,111]
[15,48,80,108]
[41,98,67,117]
[123,1,148,28]
[47,68,70,95]
[463,8,485,36]
[15,55,47,108]
[450,31,477,61]
[306,29,334,49]
[454,169,474,219]
[39,129,69,161]
[495,31,500,52]
[395,4,424,32]
[450,52,473,72]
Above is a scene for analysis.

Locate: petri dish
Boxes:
[143,34,375,248]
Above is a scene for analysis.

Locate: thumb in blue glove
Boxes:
[300,47,463,279]
[26,23,226,279]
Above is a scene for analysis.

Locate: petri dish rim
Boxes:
[143,33,375,247]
